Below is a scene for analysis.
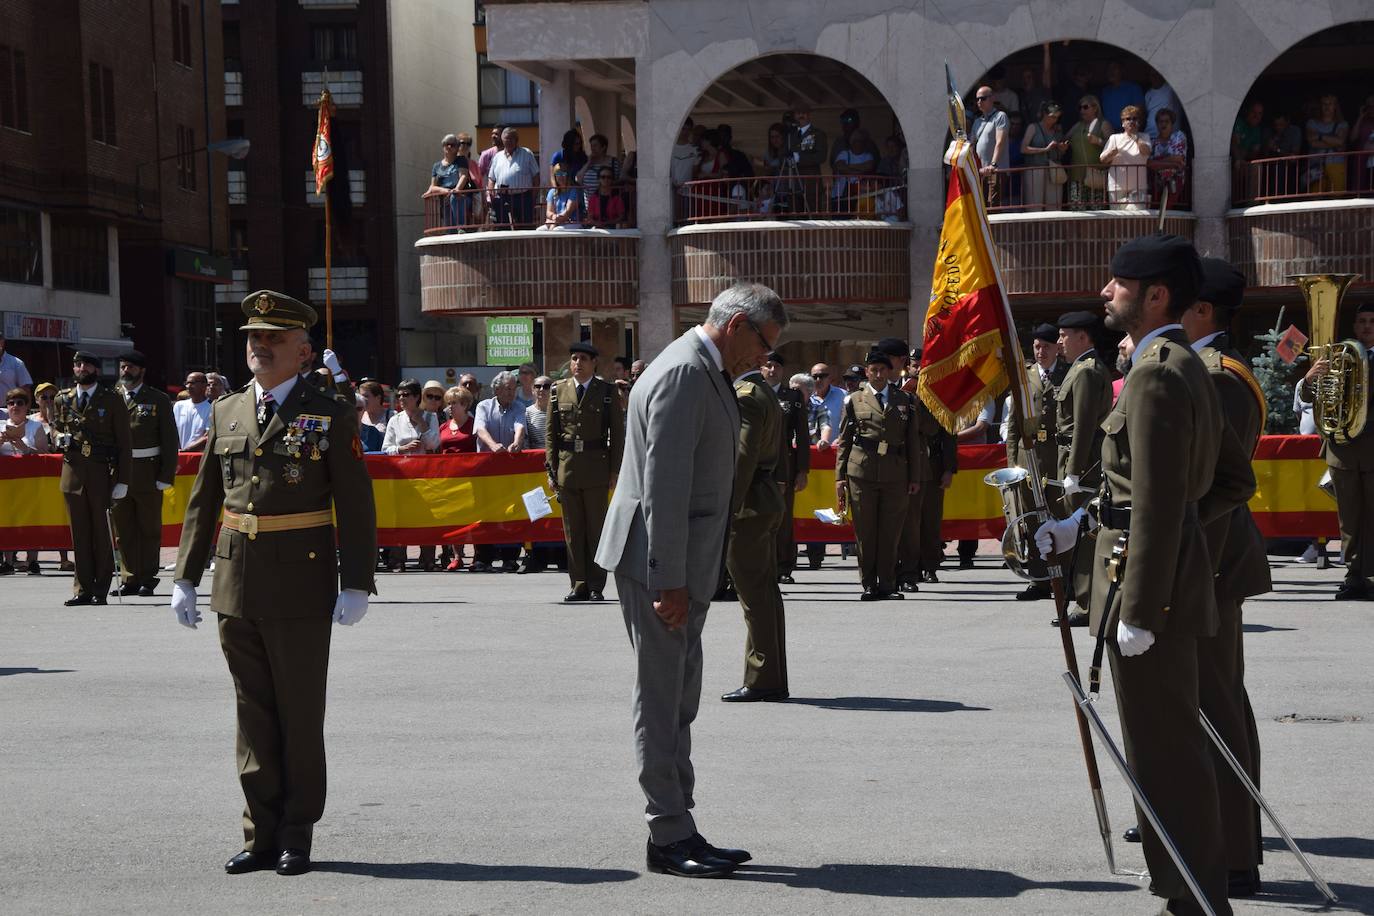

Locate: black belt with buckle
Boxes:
[855,435,903,457]
[562,438,607,451]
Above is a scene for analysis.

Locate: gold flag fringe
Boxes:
[916,329,1007,434]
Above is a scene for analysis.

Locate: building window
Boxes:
[50,216,109,294]
[478,53,537,126]
[0,207,42,285]
[0,45,31,132]
[181,279,216,370]
[223,21,241,71]
[171,0,193,67]
[229,220,249,262]
[311,25,357,66]
[176,125,197,190]
[89,63,117,145]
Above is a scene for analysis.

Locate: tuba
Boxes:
[1293,273,1365,444]
[984,466,1051,582]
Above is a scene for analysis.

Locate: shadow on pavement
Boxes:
[1243,623,1298,633]
[731,862,1137,897]
[1263,835,1374,860]
[1256,878,1374,914]
[0,667,75,676]
[786,697,990,713]
[312,861,639,884]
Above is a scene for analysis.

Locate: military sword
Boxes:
[106,508,122,605]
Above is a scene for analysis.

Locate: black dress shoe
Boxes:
[1228,867,1261,897]
[958,557,975,570]
[645,838,735,878]
[808,557,822,570]
[64,594,94,607]
[882,589,905,600]
[1123,825,1141,843]
[713,586,738,601]
[110,583,140,597]
[1016,582,1051,601]
[1051,610,1089,627]
[564,589,589,602]
[778,574,795,584]
[860,587,880,601]
[689,832,751,864]
[137,583,157,597]
[898,579,919,593]
[588,590,605,601]
[1334,579,1370,600]
[276,848,310,876]
[720,685,789,702]
[225,849,276,874]
[923,570,939,583]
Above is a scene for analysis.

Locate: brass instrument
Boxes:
[1293,273,1365,444]
[984,466,1051,582]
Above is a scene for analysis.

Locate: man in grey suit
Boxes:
[596,283,788,878]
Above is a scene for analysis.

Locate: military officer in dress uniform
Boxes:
[1184,257,1271,896]
[900,347,958,585]
[547,341,624,602]
[1038,235,1255,916]
[760,351,809,584]
[721,367,789,702]
[1055,310,1113,513]
[52,350,132,605]
[110,350,178,597]
[1006,324,1068,601]
[873,338,939,594]
[170,290,377,877]
[836,350,927,600]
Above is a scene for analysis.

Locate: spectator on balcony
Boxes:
[1351,95,1374,192]
[1018,62,1051,126]
[694,129,728,180]
[1259,111,1303,198]
[829,108,879,168]
[671,117,698,189]
[424,133,475,229]
[877,134,908,179]
[1021,101,1068,211]
[477,124,505,182]
[1231,100,1266,199]
[487,127,539,228]
[985,65,1020,114]
[971,85,1010,206]
[1147,107,1188,204]
[1053,60,1095,128]
[752,122,789,178]
[786,102,828,213]
[833,127,877,214]
[1143,70,1181,141]
[539,166,582,230]
[580,133,620,205]
[357,380,392,454]
[717,124,753,181]
[1098,60,1144,133]
[1066,94,1110,207]
[550,129,588,184]
[1101,105,1152,208]
[587,167,628,228]
[1306,94,1350,194]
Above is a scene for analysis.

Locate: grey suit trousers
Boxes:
[617,571,709,845]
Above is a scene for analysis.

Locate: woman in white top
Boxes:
[1100,104,1152,208]
[382,378,440,455]
[1,387,49,575]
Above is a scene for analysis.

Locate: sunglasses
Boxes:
[976,95,992,102]
[6,399,26,406]
[745,320,772,353]
[533,383,551,390]
[423,393,443,400]
[458,140,472,147]
[811,373,829,379]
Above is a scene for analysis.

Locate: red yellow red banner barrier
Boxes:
[0,436,1338,550]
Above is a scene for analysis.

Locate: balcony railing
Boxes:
[673,175,907,225]
[982,163,1191,213]
[1232,151,1374,206]
[422,182,638,234]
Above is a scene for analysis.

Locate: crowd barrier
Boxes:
[0,436,1338,551]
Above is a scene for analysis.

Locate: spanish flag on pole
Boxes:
[312,88,335,196]
[917,136,1034,436]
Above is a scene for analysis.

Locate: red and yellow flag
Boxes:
[312,88,335,197]
[917,139,1033,434]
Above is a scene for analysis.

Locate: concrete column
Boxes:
[908,164,945,346]
[1190,154,1231,259]
[542,312,580,374]
[635,56,676,358]
[589,90,620,154]
[538,70,574,166]
[590,317,623,364]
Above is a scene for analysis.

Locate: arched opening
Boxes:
[670,53,906,225]
[1232,23,1374,205]
[964,41,1194,214]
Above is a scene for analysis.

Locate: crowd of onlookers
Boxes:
[1231,93,1374,200]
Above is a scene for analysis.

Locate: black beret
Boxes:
[117,350,147,368]
[1358,303,1374,316]
[864,349,889,366]
[874,337,908,357]
[1109,233,1202,284]
[843,364,864,379]
[569,341,598,357]
[1197,257,1245,314]
[1031,323,1059,343]
[909,347,923,360]
[1057,310,1098,330]
[765,350,784,366]
[71,350,101,364]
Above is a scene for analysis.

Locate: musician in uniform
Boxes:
[1037,235,1255,916]
[1006,324,1068,601]
[760,351,809,584]
[52,350,132,605]
[721,366,789,702]
[170,290,377,877]
[1183,257,1270,896]
[111,350,178,597]
[546,341,624,602]
[835,350,927,600]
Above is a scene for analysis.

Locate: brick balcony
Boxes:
[1227,199,1374,288]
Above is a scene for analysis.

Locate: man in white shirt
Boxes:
[473,370,526,571]
[486,127,540,227]
[0,333,34,394]
[174,371,213,450]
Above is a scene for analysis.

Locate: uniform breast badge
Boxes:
[877,441,889,456]
[283,462,304,485]
[81,442,92,457]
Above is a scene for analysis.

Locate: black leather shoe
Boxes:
[137,583,157,597]
[860,587,880,601]
[276,848,310,876]
[778,574,794,584]
[1052,610,1089,627]
[1228,867,1261,897]
[958,557,975,570]
[1335,579,1370,600]
[713,586,738,601]
[882,589,905,600]
[720,686,789,703]
[923,570,939,583]
[898,579,919,593]
[689,832,751,864]
[588,590,605,601]
[1016,583,1051,601]
[110,583,140,597]
[225,849,276,874]
[64,594,94,607]
[1123,825,1141,843]
[645,838,736,878]
[564,590,589,602]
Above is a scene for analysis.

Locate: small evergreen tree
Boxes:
[1250,307,1302,435]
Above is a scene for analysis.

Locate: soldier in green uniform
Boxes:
[835,350,927,600]
[760,351,809,584]
[1054,310,1113,513]
[546,341,624,602]
[874,339,941,594]
[901,348,958,584]
[1183,258,1270,896]
[52,350,133,605]
[1006,324,1068,601]
[721,367,789,702]
[169,290,377,877]
[110,350,178,597]
[1037,236,1255,916]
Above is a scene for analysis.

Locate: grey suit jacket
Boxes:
[595,329,741,605]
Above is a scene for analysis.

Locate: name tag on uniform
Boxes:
[574,439,584,453]
[877,441,889,456]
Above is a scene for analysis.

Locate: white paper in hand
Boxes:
[813,508,844,525]
[523,486,553,522]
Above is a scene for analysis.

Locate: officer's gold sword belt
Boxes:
[222,508,333,539]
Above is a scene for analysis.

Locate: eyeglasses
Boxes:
[533,383,551,390]
[811,373,829,379]
[745,320,772,353]
[976,95,993,102]
[6,399,26,406]
[458,140,472,147]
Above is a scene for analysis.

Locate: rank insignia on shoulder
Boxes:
[351,438,363,460]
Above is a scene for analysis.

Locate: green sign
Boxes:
[485,317,535,365]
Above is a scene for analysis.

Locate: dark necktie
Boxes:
[78,391,89,412]
[876,390,886,411]
[258,392,276,431]
[576,383,586,404]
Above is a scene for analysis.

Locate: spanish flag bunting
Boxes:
[918,138,1035,436]
[312,87,335,197]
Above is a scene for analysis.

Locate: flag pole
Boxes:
[313,83,336,350]
[325,191,333,350]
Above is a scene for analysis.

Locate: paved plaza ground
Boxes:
[2,544,1370,915]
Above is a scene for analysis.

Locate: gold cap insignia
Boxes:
[254,293,276,315]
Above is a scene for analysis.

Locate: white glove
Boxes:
[1035,507,1087,558]
[333,588,369,626]
[1116,620,1156,657]
[111,483,128,500]
[1062,474,1091,496]
[156,481,172,491]
[172,580,201,629]
[322,348,345,379]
